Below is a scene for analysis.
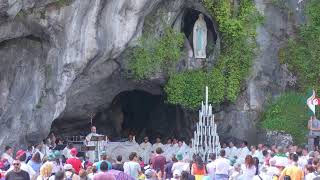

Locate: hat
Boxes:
[16,150,26,159]
[70,148,78,156]
[64,164,73,170]
[145,169,155,178]
[175,153,183,161]
[173,169,181,177]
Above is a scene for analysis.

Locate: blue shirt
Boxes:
[27,160,41,173]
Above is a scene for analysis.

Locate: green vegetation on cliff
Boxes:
[128,27,184,80]
[129,0,262,109]
[165,0,262,109]
[260,92,309,144]
[281,0,320,91]
[165,69,225,109]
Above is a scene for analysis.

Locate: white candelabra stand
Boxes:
[191,86,221,161]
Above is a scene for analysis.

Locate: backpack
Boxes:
[65,172,74,180]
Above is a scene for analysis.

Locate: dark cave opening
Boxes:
[182,8,217,50]
[51,90,195,143]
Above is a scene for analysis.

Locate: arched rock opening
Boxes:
[50,90,195,143]
[182,8,217,52]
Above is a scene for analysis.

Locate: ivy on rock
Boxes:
[165,0,262,109]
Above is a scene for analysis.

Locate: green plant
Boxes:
[281,0,320,92]
[128,27,184,80]
[163,0,262,109]
[260,92,309,144]
[202,0,263,102]
[165,68,225,109]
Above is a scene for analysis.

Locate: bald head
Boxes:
[91,126,96,133]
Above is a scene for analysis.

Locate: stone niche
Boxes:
[180,8,219,70]
[51,90,195,143]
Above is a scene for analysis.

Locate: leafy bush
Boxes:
[281,0,320,92]
[128,27,184,80]
[165,69,225,109]
[202,0,263,102]
[260,92,309,144]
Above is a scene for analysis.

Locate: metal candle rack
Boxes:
[191,86,221,161]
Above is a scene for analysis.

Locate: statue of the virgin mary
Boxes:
[193,14,207,59]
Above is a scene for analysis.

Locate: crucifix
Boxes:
[88,112,96,127]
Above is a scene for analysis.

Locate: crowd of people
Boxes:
[1,130,320,180]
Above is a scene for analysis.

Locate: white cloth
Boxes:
[85,133,106,162]
[1,153,13,165]
[298,157,308,169]
[305,172,317,180]
[228,146,238,159]
[253,173,272,180]
[152,143,164,152]
[172,162,190,173]
[140,142,152,164]
[163,144,178,161]
[213,157,230,175]
[123,161,141,179]
[252,150,263,162]
[206,161,215,178]
[266,166,279,177]
[62,147,72,159]
[6,162,36,179]
[236,147,250,163]
[238,164,256,180]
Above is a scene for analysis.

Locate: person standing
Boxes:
[5,159,30,180]
[279,154,304,180]
[206,153,216,179]
[66,148,82,174]
[1,146,14,165]
[85,126,101,163]
[308,115,320,151]
[214,149,230,180]
[191,155,206,180]
[5,150,36,179]
[151,147,166,175]
[236,141,250,164]
[123,152,141,179]
[140,136,152,165]
[112,155,124,172]
[152,137,164,153]
[93,161,116,180]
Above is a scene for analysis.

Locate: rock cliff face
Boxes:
[0,0,306,148]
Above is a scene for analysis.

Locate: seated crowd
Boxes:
[0,135,319,180]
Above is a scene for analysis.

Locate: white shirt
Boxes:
[1,153,13,164]
[237,147,250,163]
[240,164,256,179]
[172,161,190,173]
[229,146,238,158]
[152,143,164,152]
[206,161,215,178]
[213,157,230,175]
[305,172,317,180]
[123,161,141,179]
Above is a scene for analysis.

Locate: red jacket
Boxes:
[66,157,82,174]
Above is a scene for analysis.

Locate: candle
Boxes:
[204,126,207,136]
